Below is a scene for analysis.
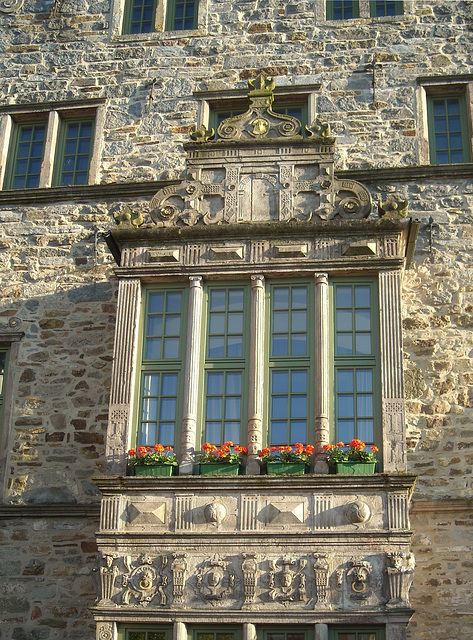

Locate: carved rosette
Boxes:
[386,552,415,607]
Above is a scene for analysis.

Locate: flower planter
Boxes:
[200,462,240,476]
[134,464,175,476]
[335,462,376,475]
[266,461,306,475]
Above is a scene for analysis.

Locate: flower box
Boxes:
[335,462,376,475]
[200,462,240,476]
[266,461,306,475]
[134,464,175,477]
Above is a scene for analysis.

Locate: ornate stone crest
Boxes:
[386,552,415,607]
[121,554,168,607]
[267,556,307,604]
[346,559,373,600]
[195,554,235,604]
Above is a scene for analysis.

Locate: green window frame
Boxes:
[259,628,313,640]
[118,625,173,640]
[326,0,360,20]
[4,121,47,190]
[427,94,471,165]
[123,0,157,33]
[369,0,403,16]
[201,285,249,446]
[53,118,94,186]
[189,628,241,640]
[210,100,308,137]
[135,287,187,450]
[332,280,380,448]
[0,348,9,435]
[166,0,197,30]
[328,627,385,640]
[268,282,313,446]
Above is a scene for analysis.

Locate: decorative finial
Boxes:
[190,125,214,143]
[306,117,331,138]
[378,196,408,219]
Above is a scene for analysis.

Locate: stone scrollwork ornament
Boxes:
[378,195,409,219]
[347,560,372,600]
[195,554,235,604]
[386,552,415,607]
[0,0,24,12]
[121,554,168,607]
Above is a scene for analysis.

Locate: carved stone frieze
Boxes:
[0,0,24,12]
[171,553,188,604]
[345,500,371,527]
[267,556,307,604]
[242,553,259,605]
[313,554,330,608]
[346,559,373,600]
[0,316,23,332]
[121,554,168,607]
[195,554,235,604]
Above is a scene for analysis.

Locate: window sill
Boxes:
[110,28,207,42]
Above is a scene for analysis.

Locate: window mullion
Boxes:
[314,272,330,472]
[40,110,59,188]
[180,275,203,475]
[247,274,265,475]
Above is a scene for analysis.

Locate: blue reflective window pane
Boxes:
[227,336,243,357]
[161,373,178,395]
[227,312,243,334]
[15,159,28,174]
[159,422,175,445]
[207,372,223,395]
[142,397,158,421]
[450,133,462,148]
[17,145,30,159]
[273,287,289,309]
[272,335,289,356]
[337,309,352,331]
[355,309,371,331]
[145,337,161,359]
[292,309,307,332]
[174,4,184,17]
[78,139,91,154]
[447,99,460,115]
[31,142,45,157]
[357,394,373,417]
[355,333,371,355]
[160,397,176,420]
[337,333,353,355]
[25,175,40,188]
[73,172,87,186]
[209,312,225,334]
[13,177,25,188]
[337,369,354,392]
[272,370,288,393]
[205,422,221,443]
[65,140,77,155]
[142,373,159,396]
[139,424,156,446]
[336,285,352,307]
[292,286,307,308]
[67,123,79,137]
[272,396,288,418]
[435,134,449,151]
[228,289,243,310]
[206,397,222,420]
[81,123,93,137]
[76,156,89,171]
[20,128,33,142]
[225,372,241,395]
[451,150,464,163]
[354,285,370,307]
[166,291,182,312]
[147,315,163,336]
[338,420,354,443]
[291,334,307,356]
[291,370,307,393]
[357,420,374,442]
[271,420,287,443]
[291,396,307,419]
[28,159,41,174]
[208,337,225,358]
[290,420,306,443]
[210,289,225,311]
[163,337,179,359]
[434,116,447,133]
[164,314,180,335]
[225,397,241,420]
[356,369,373,392]
[224,422,240,443]
[338,394,354,418]
[273,310,289,332]
[436,151,449,164]
[149,292,164,313]
[433,101,446,116]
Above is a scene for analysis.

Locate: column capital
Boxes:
[251,274,265,287]
[189,275,203,286]
[314,272,329,285]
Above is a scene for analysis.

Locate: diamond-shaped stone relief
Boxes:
[266,501,304,525]
[127,501,166,526]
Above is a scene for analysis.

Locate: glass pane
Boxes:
[145,337,161,359]
[273,287,289,309]
[355,309,371,331]
[355,333,371,355]
[205,422,221,443]
[267,635,285,640]
[337,309,352,331]
[355,285,370,307]
[291,370,307,393]
[227,312,243,334]
[338,635,356,640]
[287,634,306,640]
[210,289,225,310]
[292,309,307,331]
[224,421,240,443]
[207,372,223,395]
[291,395,307,418]
[291,334,307,356]
[142,373,159,396]
[337,333,353,355]
[142,397,158,421]
[338,394,354,417]
[159,422,175,444]
[149,292,164,313]
[272,370,288,392]
[225,397,241,420]
[336,285,352,307]
[228,289,243,310]
[273,310,289,332]
[147,315,163,336]
[357,394,373,416]
[292,286,307,308]
[271,420,287,443]
[208,336,225,358]
[160,398,176,420]
[225,371,241,394]
[337,369,354,392]
[129,633,146,640]
[290,420,306,442]
[338,420,354,442]
[272,396,288,418]
[161,373,178,395]
[356,369,373,392]
[163,337,179,359]
[166,291,181,312]
[206,397,222,420]
[358,419,374,442]
[272,335,289,356]
[209,313,225,334]
[164,314,180,335]
[227,336,243,357]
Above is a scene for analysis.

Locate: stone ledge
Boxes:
[410,499,473,514]
[0,504,101,518]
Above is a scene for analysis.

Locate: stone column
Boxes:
[243,623,257,640]
[385,622,408,640]
[180,276,203,475]
[105,278,141,475]
[247,274,265,475]
[379,270,406,472]
[315,623,328,640]
[314,272,329,473]
[174,622,187,640]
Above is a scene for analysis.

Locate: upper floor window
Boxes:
[0,348,8,426]
[326,0,360,20]
[210,100,308,137]
[427,94,472,165]
[369,0,403,16]
[122,0,197,34]
[0,101,103,190]
[328,628,385,640]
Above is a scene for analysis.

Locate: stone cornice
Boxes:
[0,504,101,518]
[0,164,470,206]
[410,499,473,514]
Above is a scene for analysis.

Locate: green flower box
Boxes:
[266,462,306,475]
[134,464,175,476]
[335,462,376,475]
[200,462,240,476]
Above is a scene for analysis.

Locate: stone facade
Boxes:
[0,1,472,639]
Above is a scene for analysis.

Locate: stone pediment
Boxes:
[147,74,372,228]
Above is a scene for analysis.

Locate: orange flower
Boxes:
[370,446,379,452]
[336,442,345,448]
